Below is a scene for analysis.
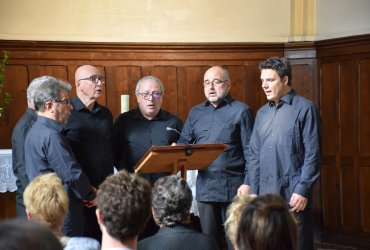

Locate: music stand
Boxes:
[134,144,227,179]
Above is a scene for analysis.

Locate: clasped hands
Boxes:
[82,186,97,208]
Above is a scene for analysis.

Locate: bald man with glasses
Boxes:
[63,65,115,242]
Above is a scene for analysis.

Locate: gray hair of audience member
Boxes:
[152,175,192,227]
[96,170,152,243]
[258,57,292,86]
[27,77,46,107]
[236,194,297,250]
[0,219,63,250]
[135,75,165,95]
[32,76,72,112]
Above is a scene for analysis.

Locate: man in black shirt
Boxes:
[11,77,44,218]
[113,75,183,239]
[64,65,114,241]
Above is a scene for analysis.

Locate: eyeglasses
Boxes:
[54,98,70,105]
[203,78,229,87]
[78,75,105,85]
[139,92,162,100]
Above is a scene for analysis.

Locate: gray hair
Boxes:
[27,77,48,105]
[152,175,192,227]
[135,76,164,95]
[33,76,71,112]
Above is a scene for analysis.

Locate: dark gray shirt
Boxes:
[178,95,254,202]
[249,90,321,201]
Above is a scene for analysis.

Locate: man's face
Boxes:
[203,67,230,106]
[53,90,72,125]
[260,69,289,104]
[136,80,163,120]
[76,66,104,101]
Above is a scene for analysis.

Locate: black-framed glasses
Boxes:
[139,92,162,100]
[54,98,70,105]
[78,75,105,85]
[203,78,229,87]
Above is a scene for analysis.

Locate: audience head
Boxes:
[23,172,68,236]
[259,57,291,86]
[27,77,46,109]
[152,175,192,227]
[0,219,63,250]
[75,65,104,102]
[225,195,255,247]
[96,170,152,243]
[237,194,297,250]
[135,75,164,120]
[203,66,231,107]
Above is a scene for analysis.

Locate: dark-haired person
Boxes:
[138,175,218,250]
[96,170,152,250]
[248,57,321,250]
[236,194,297,250]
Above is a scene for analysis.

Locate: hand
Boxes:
[289,193,308,212]
[171,142,177,146]
[237,184,250,196]
[83,197,96,208]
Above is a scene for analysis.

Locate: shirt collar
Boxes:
[204,94,233,107]
[268,89,296,107]
[133,107,165,120]
[72,97,101,113]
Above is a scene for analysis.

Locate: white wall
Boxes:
[0,0,369,43]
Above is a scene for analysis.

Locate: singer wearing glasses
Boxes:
[24,76,96,238]
[113,76,183,239]
[177,66,254,250]
[63,65,115,242]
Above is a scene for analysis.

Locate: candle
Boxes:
[120,95,129,113]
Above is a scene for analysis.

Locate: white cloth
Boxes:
[0,149,17,193]
[186,170,199,216]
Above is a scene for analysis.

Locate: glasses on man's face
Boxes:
[203,78,228,87]
[139,92,162,100]
[78,75,105,85]
[54,98,70,106]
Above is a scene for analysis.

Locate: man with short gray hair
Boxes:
[25,76,96,237]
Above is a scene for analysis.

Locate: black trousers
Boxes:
[197,201,233,250]
[293,208,314,250]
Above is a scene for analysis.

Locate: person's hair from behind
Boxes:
[0,219,63,250]
[135,75,165,95]
[258,57,292,86]
[152,175,192,227]
[237,194,297,250]
[23,172,68,236]
[32,76,72,111]
[96,169,152,243]
[224,195,255,247]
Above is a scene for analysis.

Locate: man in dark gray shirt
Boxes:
[25,76,96,237]
[249,57,322,250]
[177,66,254,250]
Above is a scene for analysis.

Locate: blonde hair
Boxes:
[23,173,68,233]
[225,195,255,246]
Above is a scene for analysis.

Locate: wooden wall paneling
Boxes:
[0,65,28,148]
[320,62,341,229]
[141,66,179,117]
[359,58,370,233]
[105,66,142,119]
[339,61,359,230]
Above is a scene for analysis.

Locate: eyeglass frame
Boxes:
[53,98,71,106]
[138,92,163,100]
[203,78,229,87]
[77,75,105,85]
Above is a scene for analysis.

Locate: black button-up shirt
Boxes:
[64,97,114,187]
[113,108,183,184]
